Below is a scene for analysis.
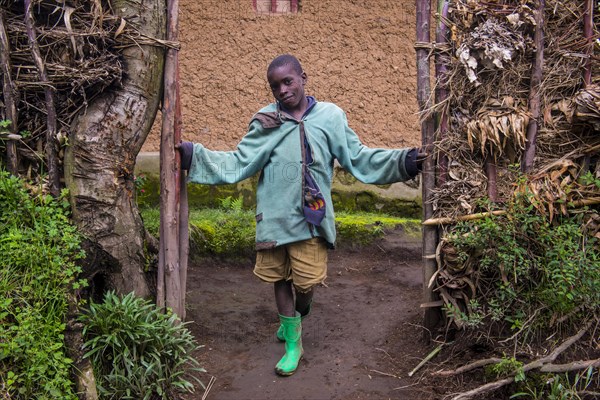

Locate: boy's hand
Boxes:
[176,141,194,170]
[416,146,429,171]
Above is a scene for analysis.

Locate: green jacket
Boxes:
[187,101,416,249]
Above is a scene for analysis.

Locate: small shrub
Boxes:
[446,192,600,331]
[80,291,205,400]
[486,356,525,382]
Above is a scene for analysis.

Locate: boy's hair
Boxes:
[267,54,303,76]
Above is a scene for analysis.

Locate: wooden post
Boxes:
[522,0,545,173]
[159,0,183,317]
[435,0,449,187]
[24,0,60,196]
[485,156,498,202]
[583,0,593,87]
[175,62,189,321]
[581,0,593,169]
[416,0,440,336]
[0,10,18,175]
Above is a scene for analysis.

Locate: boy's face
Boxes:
[267,64,307,112]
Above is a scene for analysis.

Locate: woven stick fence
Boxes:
[421,0,600,331]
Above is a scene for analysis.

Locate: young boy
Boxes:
[179,54,424,376]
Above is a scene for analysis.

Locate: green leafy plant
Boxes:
[511,367,598,399]
[443,299,485,328]
[487,356,525,382]
[0,172,85,399]
[578,171,600,190]
[80,291,205,400]
[446,191,600,331]
[219,194,244,212]
[133,174,147,198]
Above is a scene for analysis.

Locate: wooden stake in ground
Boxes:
[522,0,545,173]
[583,0,594,87]
[176,62,189,321]
[23,0,60,196]
[435,0,449,187]
[0,10,18,175]
[485,155,498,202]
[416,0,440,335]
[158,0,185,318]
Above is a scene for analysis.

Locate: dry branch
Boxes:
[24,0,60,196]
[522,0,545,173]
[0,9,18,174]
[435,0,450,186]
[433,357,503,377]
[422,210,507,226]
[452,377,515,400]
[539,358,600,373]
[583,0,594,86]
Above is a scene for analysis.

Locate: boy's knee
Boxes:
[293,282,317,294]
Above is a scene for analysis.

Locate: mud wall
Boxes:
[141,0,420,151]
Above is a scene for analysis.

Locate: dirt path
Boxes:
[184,230,441,400]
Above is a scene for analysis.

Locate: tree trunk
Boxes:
[64,0,166,297]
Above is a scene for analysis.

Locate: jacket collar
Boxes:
[252,96,317,129]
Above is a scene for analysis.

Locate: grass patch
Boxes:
[335,211,420,246]
[140,205,420,257]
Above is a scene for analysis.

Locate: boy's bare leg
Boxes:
[295,288,314,316]
[274,280,295,317]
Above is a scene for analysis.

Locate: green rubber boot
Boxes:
[276,302,311,342]
[275,313,303,376]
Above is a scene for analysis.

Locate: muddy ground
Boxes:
[182,230,497,400]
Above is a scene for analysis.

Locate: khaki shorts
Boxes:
[254,237,328,292]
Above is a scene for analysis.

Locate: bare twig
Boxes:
[582,0,593,86]
[522,0,545,173]
[369,369,400,379]
[452,376,515,400]
[0,9,18,174]
[433,357,503,377]
[201,376,216,400]
[423,210,507,226]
